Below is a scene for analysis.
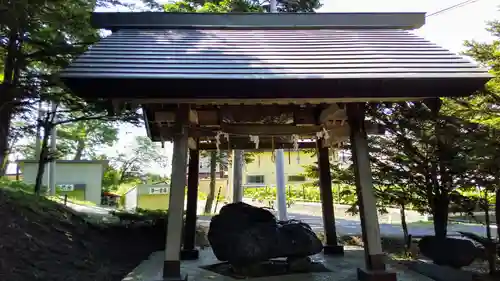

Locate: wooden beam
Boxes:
[220,124,321,136]
[152,105,319,127]
[197,109,219,126]
[154,109,199,124]
[154,111,176,123]
[158,124,322,137]
[198,141,317,150]
[294,107,317,125]
[129,97,426,107]
[157,122,383,139]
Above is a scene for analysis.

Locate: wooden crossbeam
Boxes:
[198,141,317,150]
[157,122,383,139]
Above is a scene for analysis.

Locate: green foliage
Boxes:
[460,20,500,127]
[164,0,263,12]
[0,179,36,193]
[1,0,143,185]
[196,190,225,201]
[56,119,119,160]
[243,186,295,208]
[17,119,120,160]
[102,136,169,191]
[164,0,321,13]
[243,185,353,208]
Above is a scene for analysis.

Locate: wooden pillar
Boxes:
[163,105,189,281]
[181,139,200,260]
[316,138,344,255]
[346,103,396,281]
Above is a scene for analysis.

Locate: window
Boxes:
[288,175,306,182]
[247,175,265,184]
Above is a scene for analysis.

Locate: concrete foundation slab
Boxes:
[122,246,433,281]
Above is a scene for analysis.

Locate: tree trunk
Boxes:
[73,139,85,160]
[426,98,450,240]
[34,102,43,159]
[432,194,449,240]
[484,198,492,241]
[34,126,51,195]
[496,188,500,243]
[427,168,450,239]
[400,204,409,243]
[0,29,21,176]
[15,161,20,180]
[482,198,497,275]
[0,113,11,176]
[204,150,217,214]
[435,145,451,239]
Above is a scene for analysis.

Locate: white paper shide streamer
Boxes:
[249,135,260,149]
[215,131,229,153]
[315,128,330,141]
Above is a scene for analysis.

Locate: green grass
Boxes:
[0,179,34,193]
[0,179,97,207]
[3,185,61,210]
[49,195,97,207]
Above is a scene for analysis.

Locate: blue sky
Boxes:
[9,0,498,175]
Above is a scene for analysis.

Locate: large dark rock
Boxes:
[207,202,323,266]
[276,220,323,258]
[418,236,477,268]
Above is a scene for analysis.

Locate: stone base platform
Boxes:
[121,246,432,281]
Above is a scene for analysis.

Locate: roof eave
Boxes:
[91,12,426,31]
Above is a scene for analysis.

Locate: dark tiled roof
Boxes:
[60,12,492,100]
[61,28,489,80]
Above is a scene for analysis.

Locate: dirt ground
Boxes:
[0,189,165,281]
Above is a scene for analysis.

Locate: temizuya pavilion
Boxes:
[60,12,491,281]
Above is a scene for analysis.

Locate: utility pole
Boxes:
[270,0,277,12]
[269,0,287,221]
[275,149,287,220]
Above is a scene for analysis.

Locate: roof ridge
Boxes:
[91,12,426,31]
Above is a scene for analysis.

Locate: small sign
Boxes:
[149,187,169,194]
[57,184,75,192]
